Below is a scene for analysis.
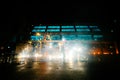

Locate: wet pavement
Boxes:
[0,57,120,80]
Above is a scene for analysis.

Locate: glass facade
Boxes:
[31,25,103,41]
[28,24,118,56]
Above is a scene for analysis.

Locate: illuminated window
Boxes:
[89,26,98,28]
[61,29,75,32]
[31,25,103,41]
[32,29,45,32]
[47,29,60,32]
[61,26,74,28]
[31,36,44,40]
[51,35,61,40]
[76,29,90,31]
[93,35,103,38]
[48,26,60,28]
[62,35,76,40]
[77,35,92,40]
[37,29,45,32]
[93,35,103,40]
[34,26,46,28]
[31,36,38,40]
[69,35,76,40]
[32,29,36,32]
[75,26,88,28]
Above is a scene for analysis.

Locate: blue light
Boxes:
[48,26,60,28]
[76,29,90,31]
[37,29,46,32]
[34,26,46,28]
[32,29,45,32]
[31,36,37,40]
[31,25,103,41]
[93,35,103,38]
[51,35,61,40]
[89,26,98,28]
[75,26,88,28]
[92,29,101,31]
[61,29,75,32]
[62,35,76,40]
[47,29,60,32]
[31,36,44,40]
[32,29,36,32]
[77,35,92,40]
[93,35,103,40]
[61,26,74,28]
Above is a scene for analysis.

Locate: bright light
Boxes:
[34,53,39,57]
[34,53,42,57]
[16,39,91,62]
[36,32,41,36]
[17,53,30,58]
[62,38,66,41]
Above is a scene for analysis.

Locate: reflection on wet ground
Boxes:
[15,60,87,80]
[0,58,120,80]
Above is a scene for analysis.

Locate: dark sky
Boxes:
[7,2,118,24]
[2,1,120,26]
[0,1,120,44]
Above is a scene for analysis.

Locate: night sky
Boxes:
[0,1,120,44]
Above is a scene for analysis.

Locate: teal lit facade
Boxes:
[31,25,103,41]
[30,25,119,55]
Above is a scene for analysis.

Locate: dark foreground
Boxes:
[0,55,120,80]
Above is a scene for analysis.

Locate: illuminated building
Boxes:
[30,24,119,55]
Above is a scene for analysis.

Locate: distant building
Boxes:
[29,24,119,55]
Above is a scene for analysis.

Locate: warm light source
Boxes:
[36,32,41,36]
